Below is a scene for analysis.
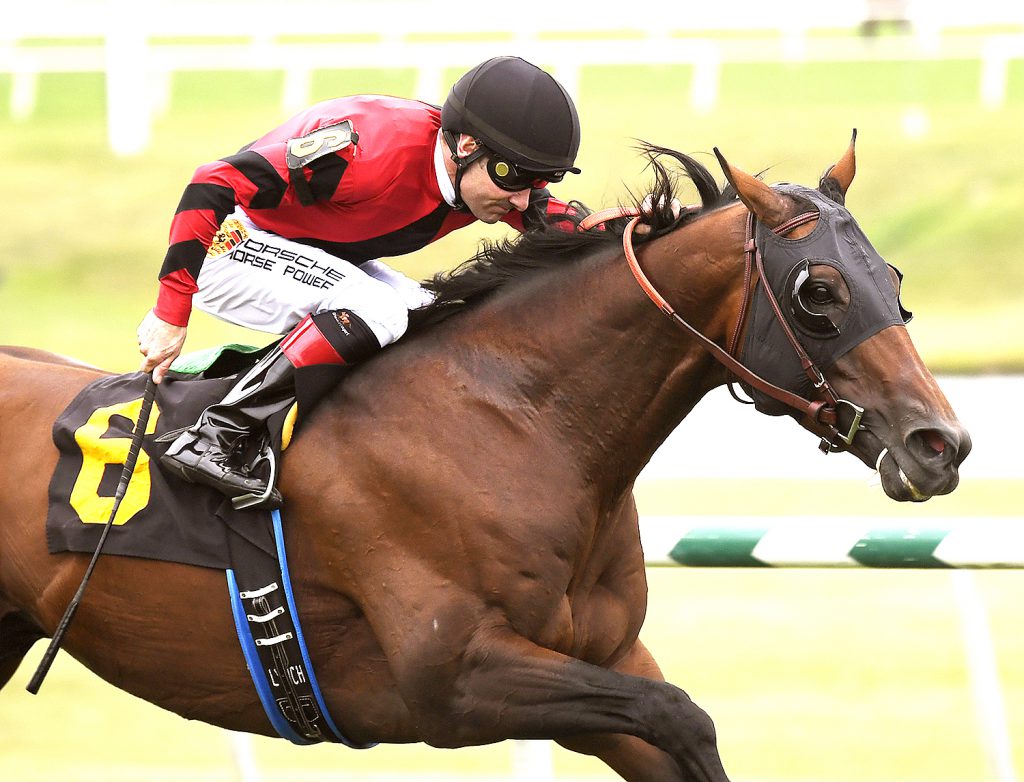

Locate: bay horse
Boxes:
[0,137,969,781]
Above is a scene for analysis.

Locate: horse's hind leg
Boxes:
[0,606,43,689]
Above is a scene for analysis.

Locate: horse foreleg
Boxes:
[556,639,685,781]
[394,624,729,782]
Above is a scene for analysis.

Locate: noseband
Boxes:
[579,206,864,453]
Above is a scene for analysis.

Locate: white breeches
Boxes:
[192,208,434,346]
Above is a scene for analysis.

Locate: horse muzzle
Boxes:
[874,423,972,502]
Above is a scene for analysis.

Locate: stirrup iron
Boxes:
[232,446,280,510]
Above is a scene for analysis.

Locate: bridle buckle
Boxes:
[818,398,865,453]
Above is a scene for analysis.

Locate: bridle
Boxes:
[578,205,865,454]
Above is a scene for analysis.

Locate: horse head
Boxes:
[714,132,971,501]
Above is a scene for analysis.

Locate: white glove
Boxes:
[634,193,683,236]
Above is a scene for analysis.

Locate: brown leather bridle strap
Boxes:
[580,204,867,448]
[731,211,819,359]
[578,206,641,232]
[615,213,837,428]
[746,211,846,421]
[725,212,757,359]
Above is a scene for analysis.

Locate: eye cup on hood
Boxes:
[787,261,842,338]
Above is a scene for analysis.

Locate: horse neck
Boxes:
[458,204,748,491]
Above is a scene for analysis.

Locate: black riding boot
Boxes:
[160,345,295,509]
[160,309,382,511]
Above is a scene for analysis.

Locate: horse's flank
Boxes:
[0,346,103,370]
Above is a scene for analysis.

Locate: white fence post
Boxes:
[980,35,1022,110]
[226,730,262,782]
[512,739,556,782]
[104,0,151,156]
[11,68,37,121]
[690,42,721,114]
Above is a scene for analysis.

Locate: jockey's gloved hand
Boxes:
[137,309,187,384]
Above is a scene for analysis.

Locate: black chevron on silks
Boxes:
[221,151,289,209]
[158,239,207,281]
[297,202,453,264]
[175,182,235,214]
[304,154,349,203]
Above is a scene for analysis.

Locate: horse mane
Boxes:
[407,142,734,333]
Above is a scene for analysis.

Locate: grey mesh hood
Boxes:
[739,184,908,416]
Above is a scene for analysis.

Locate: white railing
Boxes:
[3,1,1023,155]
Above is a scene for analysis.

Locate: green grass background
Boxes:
[1,33,1023,782]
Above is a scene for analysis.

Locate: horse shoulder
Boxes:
[281,336,650,688]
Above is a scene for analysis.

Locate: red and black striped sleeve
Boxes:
[155,150,294,324]
[154,142,351,325]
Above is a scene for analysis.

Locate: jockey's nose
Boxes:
[509,189,531,211]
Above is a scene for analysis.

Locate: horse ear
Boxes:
[714,147,790,228]
[823,129,857,197]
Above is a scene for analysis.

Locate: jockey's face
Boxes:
[453,136,531,223]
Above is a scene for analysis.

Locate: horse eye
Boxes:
[788,262,841,338]
[805,284,833,306]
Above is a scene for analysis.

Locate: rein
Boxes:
[578,206,864,453]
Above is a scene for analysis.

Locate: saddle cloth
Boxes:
[46,359,276,566]
[45,343,343,564]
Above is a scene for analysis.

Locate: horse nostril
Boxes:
[922,430,946,454]
[907,428,956,465]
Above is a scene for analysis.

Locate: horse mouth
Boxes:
[871,443,961,503]
[896,465,931,501]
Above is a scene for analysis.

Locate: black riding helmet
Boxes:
[441,57,581,207]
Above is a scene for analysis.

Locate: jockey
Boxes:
[137,56,582,509]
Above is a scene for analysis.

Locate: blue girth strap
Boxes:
[226,509,376,748]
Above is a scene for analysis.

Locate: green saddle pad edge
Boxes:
[170,343,262,375]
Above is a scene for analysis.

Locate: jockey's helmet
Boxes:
[441,56,581,183]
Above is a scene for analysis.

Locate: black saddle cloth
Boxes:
[46,348,287,567]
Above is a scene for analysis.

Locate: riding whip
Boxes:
[26,372,158,694]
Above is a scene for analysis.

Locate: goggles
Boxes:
[485,153,564,192]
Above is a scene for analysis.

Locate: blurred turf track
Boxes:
[1,47,1022,782]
